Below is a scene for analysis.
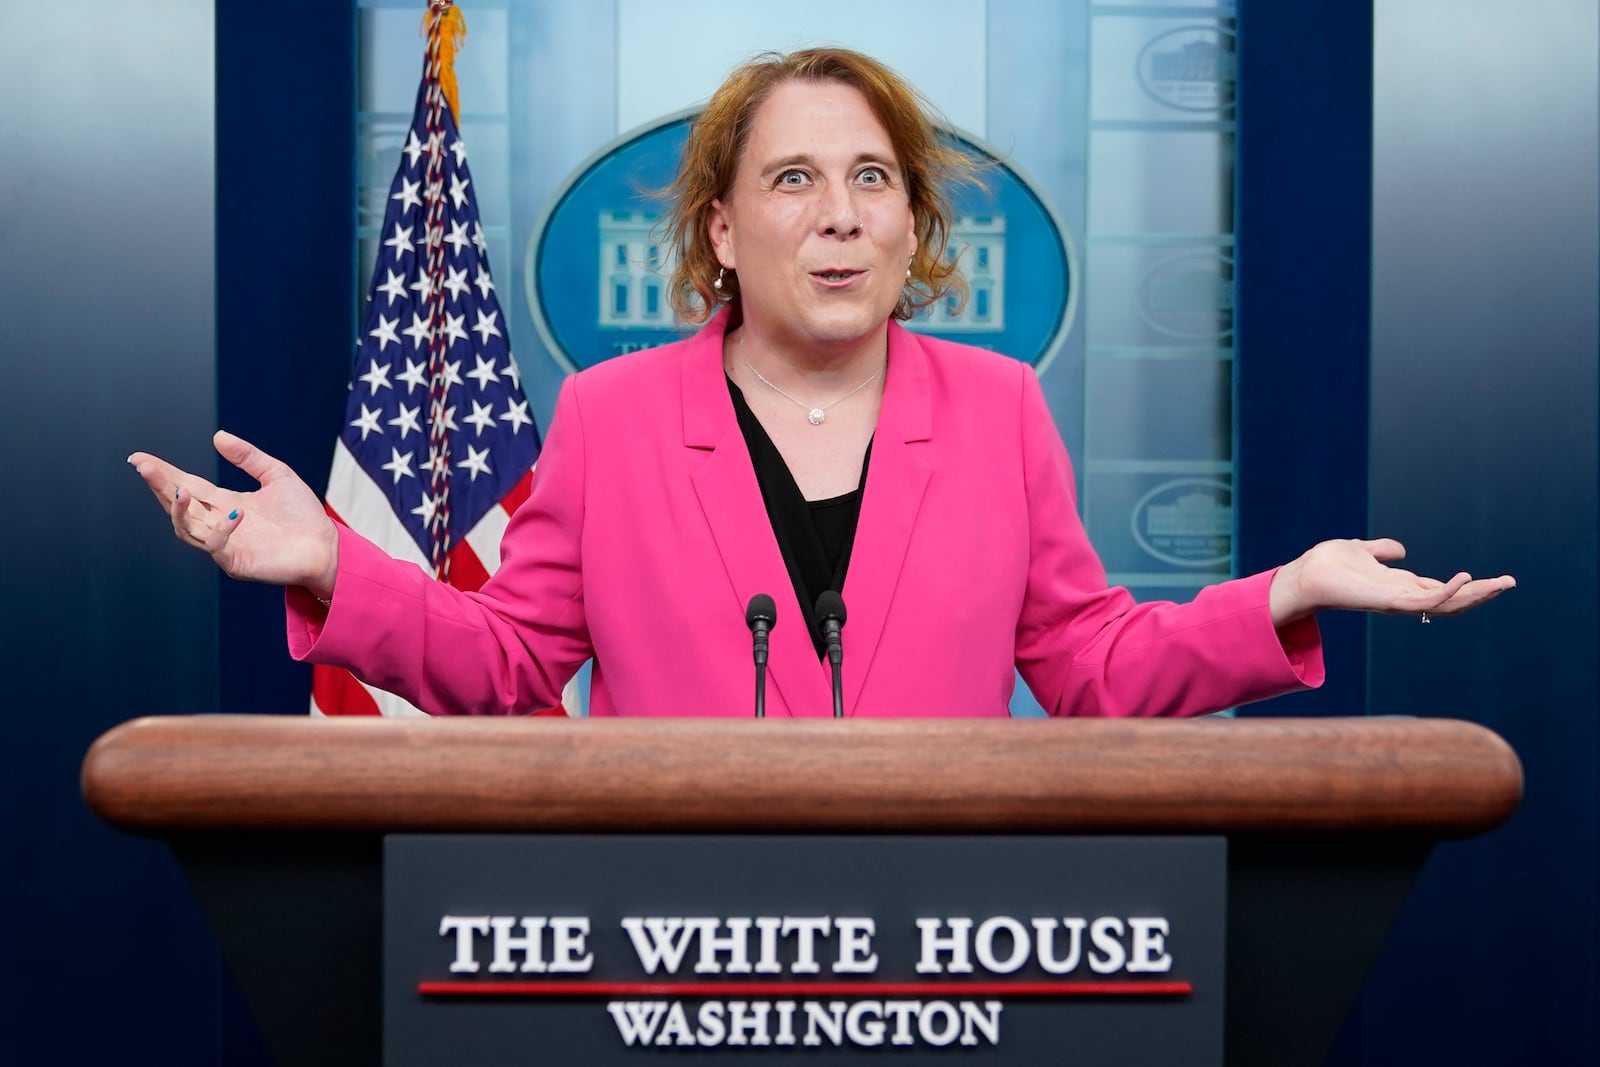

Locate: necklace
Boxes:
[741,357,885,427]
[736,329,889,425]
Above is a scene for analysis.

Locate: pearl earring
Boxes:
[715,267,726,292]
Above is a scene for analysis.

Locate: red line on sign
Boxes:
[417,980,1191,997]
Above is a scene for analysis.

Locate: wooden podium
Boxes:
[83,716,1520,1066]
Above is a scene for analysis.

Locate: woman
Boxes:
[128,48,1512,718]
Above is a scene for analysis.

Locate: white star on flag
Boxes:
[441,358,464,390]
[381,447,415,485]
[388,403,422,440]
[392,176,423,211]
[370,314,400,351]
[397,357,429,393]
[440,312,467,348]
[358,359,392,394]
[458,444,492,481]
[465,399,496,435]
[402,314,432,350]
[384,222,414,259]
[471,309,501,344]
[350,404,383,440]
[467,355,499,389]
[377,269,408,305]
[501,399,532,434]
[410,493,439,526]
[402,129,424,167]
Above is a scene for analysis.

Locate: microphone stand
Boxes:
[816,591,847,719]
[745,594,776,719]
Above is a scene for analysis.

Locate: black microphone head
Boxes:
[745,593,777,630]
[815,590,847,625]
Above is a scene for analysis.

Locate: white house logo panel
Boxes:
[527,115,1074,373]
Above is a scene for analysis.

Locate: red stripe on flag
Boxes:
[313,664,382,717]
[445,541,492,594]
[500,470,533,515]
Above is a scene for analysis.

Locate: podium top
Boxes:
[82,715,1521,839]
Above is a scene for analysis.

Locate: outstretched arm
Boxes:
[1268,538,1515,627]
[128,430,340,598]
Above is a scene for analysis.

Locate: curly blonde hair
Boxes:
[659,48,981,324]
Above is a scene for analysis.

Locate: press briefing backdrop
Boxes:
[1,1,1595,1064]
[352,0,1239,719]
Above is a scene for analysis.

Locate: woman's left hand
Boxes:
[1269,538,1515,627]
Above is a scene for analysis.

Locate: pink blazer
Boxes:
[288,312,1322,717]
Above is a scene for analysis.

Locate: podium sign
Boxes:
[384,835,1225,1065]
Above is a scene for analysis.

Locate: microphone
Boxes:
[815,590,847,719]
[745,594,777,719]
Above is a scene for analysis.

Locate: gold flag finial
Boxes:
[422,1,468,123]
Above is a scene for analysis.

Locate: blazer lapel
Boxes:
[683,313,830,716]
[841,323,933,715]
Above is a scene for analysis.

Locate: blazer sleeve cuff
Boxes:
[285,525,409,664]
[1252,567,1326,691]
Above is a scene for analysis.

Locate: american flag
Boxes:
[314,2,566,717]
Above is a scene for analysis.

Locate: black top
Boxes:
[727,377,871,658]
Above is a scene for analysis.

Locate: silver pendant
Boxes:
[807,408,825,426]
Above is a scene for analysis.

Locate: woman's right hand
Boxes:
[129,431,340,598]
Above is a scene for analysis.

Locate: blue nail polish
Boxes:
[228,509,238,521]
